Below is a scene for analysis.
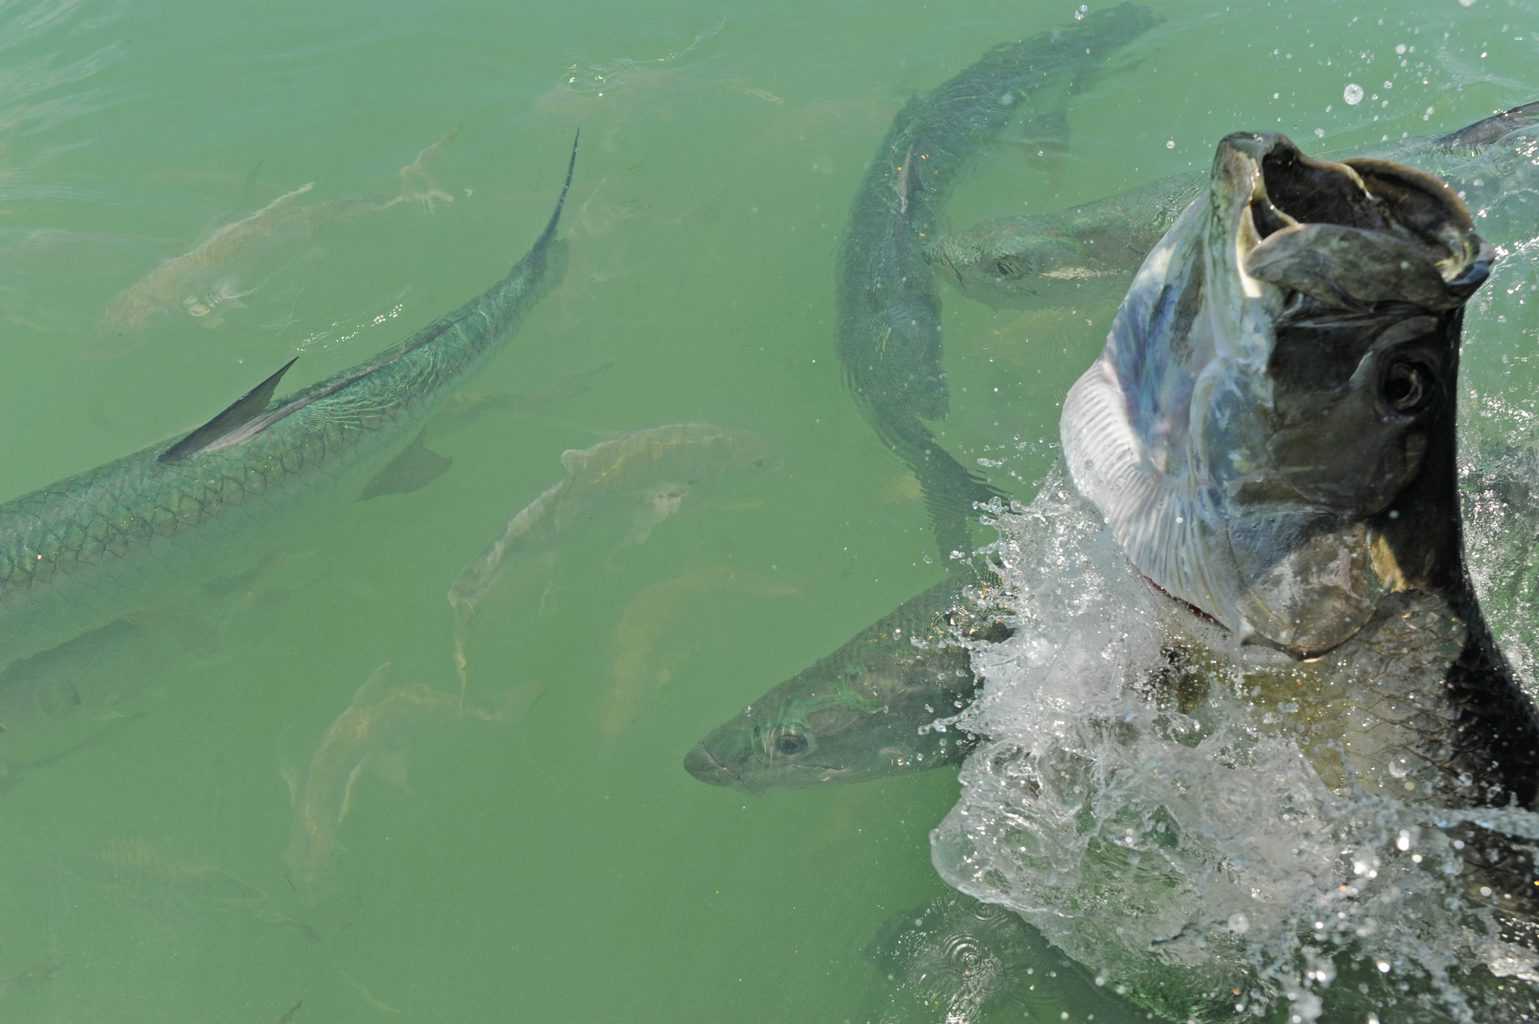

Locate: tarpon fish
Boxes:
[0,133,577,682]
[447,422,770,701]
[837,4,1159,558]
[281,662,502,895]
[103,129,462,332]
[1060,132,1539,916]
[683,571,1005,788]
[926,100,1539,307]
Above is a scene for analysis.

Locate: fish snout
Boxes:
[683,744,738,786]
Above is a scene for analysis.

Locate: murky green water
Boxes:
[2,0,1537,1020]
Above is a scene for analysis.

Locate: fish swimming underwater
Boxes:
[0,133,577,684]
[281,662,503,896]
[447,422,770,702]
[103,129,461,333]
[683,570,1005,788]
[837,3,1159,559]
[926,100,1539,307]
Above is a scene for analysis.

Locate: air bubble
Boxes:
[1344,83,1365,105]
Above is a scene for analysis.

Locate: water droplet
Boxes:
[1344,83,1365,105]
[1073,3,1089,20]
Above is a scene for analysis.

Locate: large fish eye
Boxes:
[1382,357,1432,414]
[772,730,809,756]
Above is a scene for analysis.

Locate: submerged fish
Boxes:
[837,4,1159,559]
[603,565,799,738]
[448,422,770,700]
[103,130,461,333]
[683,571,1005,788]
[281,663,502,895]
[102,180,316,332]
[96,835,315,940]
[927,100,1539,307]
[0,134,576,684]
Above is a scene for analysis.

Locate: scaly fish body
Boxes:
[0,134,577,671]
[837,4,1160,558]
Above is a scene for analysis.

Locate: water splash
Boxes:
[930,472,1539,1022]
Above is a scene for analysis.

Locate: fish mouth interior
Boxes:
[1213,132,1491,311]
[1248,139,1392,238]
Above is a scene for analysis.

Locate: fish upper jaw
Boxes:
[683,743,740,787]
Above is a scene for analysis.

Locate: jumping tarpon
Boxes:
[912,129,1539,1022]
[0,133,578,689]
[925,100,1539,306]
[1036,133,1539,982]
[1065,129,1536,789]
[837,4,1159,559]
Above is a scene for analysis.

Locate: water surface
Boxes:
[2,0,1537,1020]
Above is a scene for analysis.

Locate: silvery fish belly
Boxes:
[1061,132,1491,656]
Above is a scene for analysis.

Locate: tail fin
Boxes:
[534,129,580,250]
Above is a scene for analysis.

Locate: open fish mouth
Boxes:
[1062,132,1493,657]
[1213,132,1491,311]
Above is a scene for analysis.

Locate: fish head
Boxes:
[1062,132,1491,656]
[683,636,982,789]
[926,217,1123,307]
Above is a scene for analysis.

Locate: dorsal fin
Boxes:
[160,356,299,463]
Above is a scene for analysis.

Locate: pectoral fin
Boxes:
[160,356,299,462]
[360,430,453,499]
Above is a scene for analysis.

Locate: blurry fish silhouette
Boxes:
[280,662,503,897]
[447,423,772,705]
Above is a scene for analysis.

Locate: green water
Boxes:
[1,0,1536,1020]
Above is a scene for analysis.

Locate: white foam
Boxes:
[932,472,1539,1022]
